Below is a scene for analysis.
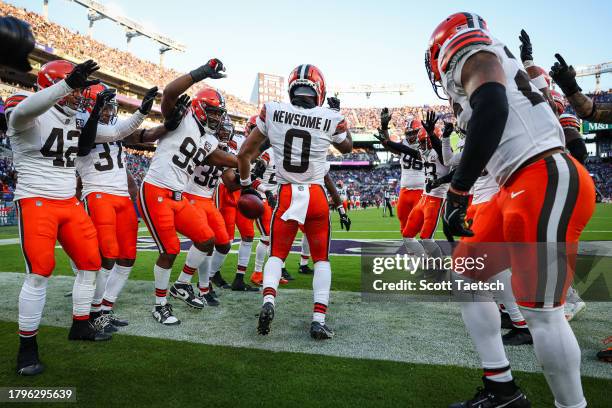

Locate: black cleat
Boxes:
[502,328,533,346]
[257,302,275,335]
[298,265,314,275]
[282,268,295,281]
[17,337,44,376]
[211,271,231,289]
[199,292,220,307]
[449,378,531,408]
[90,312,118,334]
[500,312,513,330]
[310,321,334,340]
[152,303,180,325]
[68,320,112,341]
[209,283,218,298]
[169,282,204,309]
[103,310,128,327]
[231,276,260,292]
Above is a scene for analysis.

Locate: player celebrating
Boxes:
[6,59,111,376]
[426,12,595,407]
[76,83,188,330]
[238,64,353,339]
[176,115,240,306]
[138,59,237,325]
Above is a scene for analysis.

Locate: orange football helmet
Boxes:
[191,87,226,132]
[288,64,326,107]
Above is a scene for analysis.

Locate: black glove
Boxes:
[189,58,226,82]
[91,88,116,115]
[550,53,581,97]
[380,107,392,131]
[164,94,190,131]
[241,186,261,199]
[0,16,35,72]
[65,59,100,89]
[442,122,454,138]
[443,189,474,237]
[338,207,351,231]
[265,190,277,209]
[425,178,441,193]
[373,132,389,144]
[518,29,533,64]
[327,96,340,111]
[421,110,437,135]
[139,86,158,115]
[252,159,267,179]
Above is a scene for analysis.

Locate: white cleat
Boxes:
[565,299,586,321]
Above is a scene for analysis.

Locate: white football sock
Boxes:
[301,236,311,257]
[460,300,512,382]
[102,264,131,310]
[210,249,228,275]
[91,266,112,312]
[197,255,212,294]
[153,264,171,305]
[421,238,442,259]
[69,259,79,276]
[254,238,269,273]
[566,286,582,303]
[312,261,331,324]
[403,237,427,257]
[492,269,527,328]
[18,274,48,337]
[520,307,585,408]
[73,270,96,320]
[262,256,283,305]
[237,240,253,275]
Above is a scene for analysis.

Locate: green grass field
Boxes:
[0,205,610,407]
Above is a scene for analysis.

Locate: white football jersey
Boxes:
[439,28,564,186]
[256,101,347,186]
[421,148,450,198]
[472,171,499,205]
[76,141,129,198]
[6,82,81,200]
[400,139,425,189]
[184,163,224,198]
[144,113,219,192]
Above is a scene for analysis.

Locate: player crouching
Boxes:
[237,64,353,339]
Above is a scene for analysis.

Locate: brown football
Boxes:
[237,193,264,219]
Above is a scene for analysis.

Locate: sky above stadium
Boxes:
[8,0,612,107]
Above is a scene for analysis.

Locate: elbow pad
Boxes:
[451,82,508,191]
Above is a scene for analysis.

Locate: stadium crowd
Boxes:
[0,1,257,117]
[342,104,454,132]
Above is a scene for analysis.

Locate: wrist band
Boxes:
[530,74,548,90]
[522,60,535,68]
[240,178,251,186]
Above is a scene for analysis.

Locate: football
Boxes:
[238,193,265,219]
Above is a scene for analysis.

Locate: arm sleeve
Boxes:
[10,80,73,131]
[442,137,462,167]
[429,135,445,165]
[95,111,146,143]
[384,140,420,159]
[77,111,99,157]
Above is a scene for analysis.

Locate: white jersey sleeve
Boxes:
[399,139,425,189]
[256,101,347,185]
[439,28,564,186]
[94,111,146,143]
[6,83,81,200]
[441,137,462,168]
[144,113,219,191]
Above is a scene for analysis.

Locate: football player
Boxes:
[237,64,353,339]
[426,13,595,407]
[75,83,188,331]
[175,115,240,306]
[377,111,425,235]
[6,59,111,376]
[137,59,237,325]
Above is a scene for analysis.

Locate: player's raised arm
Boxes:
[123,95,191,144]
[518,29,557,114]
[161,58,225,118]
